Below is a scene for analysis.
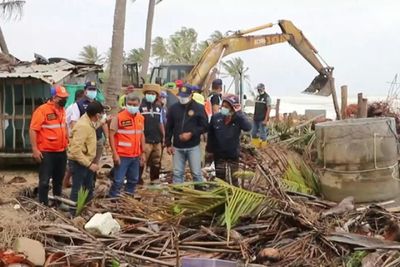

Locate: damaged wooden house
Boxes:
[0,54,103,164]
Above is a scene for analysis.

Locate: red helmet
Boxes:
[222,94,241,111]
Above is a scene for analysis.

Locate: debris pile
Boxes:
[2,118,400,266]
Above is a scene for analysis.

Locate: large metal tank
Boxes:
[315,117,400,203]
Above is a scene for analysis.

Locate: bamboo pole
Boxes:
[360,98,368,118]
[275,98,280,121]
[341,85,348,119]
[357,93,363,118]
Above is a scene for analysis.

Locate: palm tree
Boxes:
[140,0,164,80]
[222,57,250,96]
[106,0,127,112]
[151,36,168,64]
[208,30,224,43]
[126,48,144,66]
[0,0,25,54]
[79,45,104,64]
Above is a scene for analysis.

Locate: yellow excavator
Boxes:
[129,20,339,118]
[148,20,334,96]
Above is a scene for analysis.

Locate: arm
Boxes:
[194,105,209,137]
[165,106,174,147]
[235,111,252,132]
[159,122,165,144]
[29,108,44,161]
[210,95,220,115]
[109,117,120,165]
[69,104,80,130]
[205,116,216,153]
[263,96,272,123]
[69,126,93,167]
[102,122,109,140]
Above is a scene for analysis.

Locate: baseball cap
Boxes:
[51,85,69,98]
[222,94,241,111]
[256,83,265,90]
[84,81,97,90]
[191,85,201,92]
[164,82,176,90]
[177,84,192,97]
[160,91,167,98]
[212,79,223,87]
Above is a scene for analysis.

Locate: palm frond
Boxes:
[0,0,25,20]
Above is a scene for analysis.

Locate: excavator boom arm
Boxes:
[186,20,333,96]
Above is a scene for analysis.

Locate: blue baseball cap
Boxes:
[84,81,97,90]
[177,84,192,97]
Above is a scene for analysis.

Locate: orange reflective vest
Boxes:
[114,109,144,157]
[30,101,68,152]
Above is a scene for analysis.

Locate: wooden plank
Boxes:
[341,85,348,119]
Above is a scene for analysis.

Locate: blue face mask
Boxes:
[220,107,231,116]
[126,105,139,115]
[86,90,97,100]
[145,94,156,103]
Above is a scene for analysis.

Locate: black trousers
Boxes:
[214,157,239,186]
[38,151,67,205]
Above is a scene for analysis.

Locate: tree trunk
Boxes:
[0,26,10,55]
[106,0,127,113]
[140,0,156,81]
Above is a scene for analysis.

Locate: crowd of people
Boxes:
[29,79,271,214]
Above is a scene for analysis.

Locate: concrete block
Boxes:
[84,212,120,235]
[13,237,45,266]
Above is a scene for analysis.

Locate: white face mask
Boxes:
[179,96,191,105]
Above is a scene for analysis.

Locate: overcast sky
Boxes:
[3,0,400,97]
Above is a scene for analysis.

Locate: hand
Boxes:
[262,118,269,125]
[166,146,175,155]
[205,152,214,164]
[140,154,146,167]
[113,154,121,166]
[179,132,192,142]
[89,163,100,172]
[32,149,43,163]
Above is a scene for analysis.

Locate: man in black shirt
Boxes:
[139,84,165,184]
[251,83,271,147]
[165,85,208,184]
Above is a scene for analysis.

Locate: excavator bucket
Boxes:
[303,74,333,96]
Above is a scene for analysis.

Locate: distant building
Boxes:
[0,53,102,164]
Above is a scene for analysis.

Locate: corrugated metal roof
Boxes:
[0,60,75,84]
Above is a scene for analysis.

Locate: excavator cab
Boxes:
[149,64,194,85]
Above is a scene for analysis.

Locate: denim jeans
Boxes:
[251,120,268,141]
[70,160,95,214]
[38,151,67,205]
[173,145,203,183]
[109,156,140,197]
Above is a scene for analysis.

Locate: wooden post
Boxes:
[329,77,341,120]
[341,85,348,119]
[275,98,280,121]
[357,93,363,118]
[360,98,368,118]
